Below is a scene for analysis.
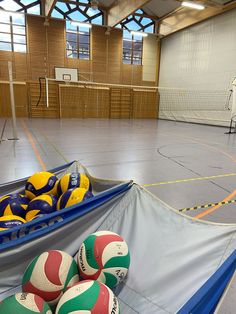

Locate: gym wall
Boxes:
[0,15,159,118]
[159,9,236,126]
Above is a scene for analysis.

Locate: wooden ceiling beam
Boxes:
[45,0,57,16]
[107,0,152,27]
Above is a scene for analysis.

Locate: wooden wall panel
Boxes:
[27,15,47,80]
[28,81,59,118]
[84,87,110,118]
[59,85,110,118]
[0,52,13,81]
[0,15,159,87]
[14,84,29,117]
[0,84,11,117]
[66,59,92,81]
[47,19,66,78]
[107,29,122,84]
[14,53,28,81]
[110,88,121,118]
[92,26,107,83]
[0,83,28,117]
[120,89,132,118]
[121,64,142,86]
[110,88,131,118]
[132,90,158,118]
[0,15,159,119]
[59,85,85,118]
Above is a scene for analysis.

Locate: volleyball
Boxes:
[0,215,26,231]
[57,187,93,210]
[0,293,52,314]
[0,193,29,218]
[25,172,58,200]
[29,214,46,221]
[77,231,130,289]
[57,172,91,196]
[22,250,79,306]
[55,280,119,314]
[25,195,57,221]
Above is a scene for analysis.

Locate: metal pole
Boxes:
[0,119,7,143]
[45,77,49,108]
[8,61,18,140]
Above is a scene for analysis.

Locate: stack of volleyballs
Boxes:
[0,231,130,314]
[0,170,93,231]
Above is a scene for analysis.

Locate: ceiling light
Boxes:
[70,21,92,28]
[130,31,148,37]
[181,1,205,10]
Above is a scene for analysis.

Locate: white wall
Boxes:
[159,9,236,126]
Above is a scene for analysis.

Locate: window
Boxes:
[52,0,103,25]
[0,10,26,52]
[123,30,143,65]
[117,9,155,65]
[117,9,155,33]
[0,0,41,15]
[66,21,90,60]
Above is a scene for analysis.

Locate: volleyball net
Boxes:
[34,78,159,119]
[30,76,234,125]
[159,89,231,111]
[158,88,232,126]
[0,55,234,127]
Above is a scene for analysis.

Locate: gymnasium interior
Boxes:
[1,0,236,313]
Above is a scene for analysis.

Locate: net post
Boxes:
[225,79,236,134]
[8,61,18,140]
[45,77,49,108]
[0,119,7,143]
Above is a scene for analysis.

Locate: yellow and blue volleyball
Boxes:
[25,195,57,221]
[25,172,58,200]
[57,188,93,210]
[0,215,26,231]
[29,214,46,221]
[0,193,29,218]
[0,293,52,314]
[55,280,120,314]
[57,172,91,196]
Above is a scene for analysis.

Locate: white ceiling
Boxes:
[144,0,180,18]
[98,0,181,18]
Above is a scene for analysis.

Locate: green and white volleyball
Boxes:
[77,231,130,289]
[55,280,119,314]
[22,250,79,307]
[0,293,52,314]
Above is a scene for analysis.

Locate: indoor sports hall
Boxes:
[0,0,236,313]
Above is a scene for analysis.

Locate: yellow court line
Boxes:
[194,189,236,219]
[20,120,47,171]
[143,173,236,187]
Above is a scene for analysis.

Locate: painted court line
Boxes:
[36,129,69,164]
[179,199,236,212]
[144,173,236,187]
[20,119,46,171]
[194,189,236,219]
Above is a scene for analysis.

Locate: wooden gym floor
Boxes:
[0,117,235,313]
